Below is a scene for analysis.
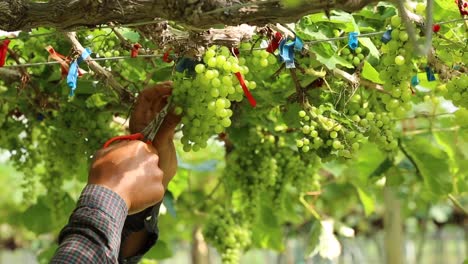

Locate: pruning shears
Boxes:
[103,99,172,148]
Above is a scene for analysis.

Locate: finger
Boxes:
[144,141,160,155]
[140,82,173,105]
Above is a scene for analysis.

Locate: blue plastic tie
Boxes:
[381,30,392,44]
[411,76,420,87]
[279,36,303,69]
[348,32,359,50]
[176,57,198,73]
[67,48,92,96]
[425,66,436,82]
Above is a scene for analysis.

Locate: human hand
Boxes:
[129,81,181,188]
[88,140,164,215]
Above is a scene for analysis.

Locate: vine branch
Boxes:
[64,32,135,104]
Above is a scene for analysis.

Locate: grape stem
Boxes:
[299,194,321,220]
[332,68,389,95]
[289,68,306,104]
[448,194,468,216]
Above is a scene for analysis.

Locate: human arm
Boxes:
[51,141,165,264]
[119,82,181,262]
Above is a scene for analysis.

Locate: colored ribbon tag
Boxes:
[163,48,173,63]
[279,36,303,69]
[410,76,420,86]
[131,43,142,58]
[0,40,11,67]
[67,48,92,96]
[46,46,71,77]
[381,30,392,44]
[425,66,436,82]
[234,72,257,107]
[456,0,468,16]
[175,57,198,73]
[432,24,441,33]
[266,32,283,54]
[348,32,359,50]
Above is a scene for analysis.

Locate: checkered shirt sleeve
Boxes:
[50,184,128,264]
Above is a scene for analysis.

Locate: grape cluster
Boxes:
[377,15,415,118]
[204,206,251,264]
[172,46,254,152]
[296,103,367,159]
[340,46,367,68]
[241,43,279,83]
[205,128,319,262]
[345,94,399,151]
[443,74,468,108]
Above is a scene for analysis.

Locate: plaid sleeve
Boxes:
[51,184,128,264]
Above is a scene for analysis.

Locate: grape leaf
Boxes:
[402,137,453,196]
[361,61,384,84]
[311,44,353,69]
[252,206,284,251]
[144,240,173,260]
[305,220,322,256]
[355,186,375,216]
[122,31,141,43]
[358,37,380,61]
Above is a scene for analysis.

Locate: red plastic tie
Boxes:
[103,133,145,148]
[46,46,86,77]
[131,43,142,58]
[266,32,283,54]
[163,48,173,63]
[432,24,441,33]
[235,72,257,107]
[0,40,11,67]
[456,0,468,16]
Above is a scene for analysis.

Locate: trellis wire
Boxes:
[1,18,466,68]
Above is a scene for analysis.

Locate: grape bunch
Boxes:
[340,46,367,68]
[296,103,367,159]
[204,206,251,264]
[442,74,468,108]
[345,94,399,152]
[377,15,415,118]
[241,43,279,83]
[224,127,319,217]
[172,46,254,152]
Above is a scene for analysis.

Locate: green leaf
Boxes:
[358,37,380,61]
[38,245,58,264]
[305,220,322,256]
[252,206,284,251]
[281,103,302,128]
[144,240,173,260]
[311,44,353,69]
[362,61,384,84]
[168,169,189,199]
[122,31,141,43]
[403,137,453,196]
[305,11,358,32]
[434,0,460,20]
[85,93,109,108]
[163,192,177,218]
[369,158,392,179]
[355,187,375,216]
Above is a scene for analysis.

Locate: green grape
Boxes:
[394,55,405,65]
[195,64,206,73]
[391,15,401,28]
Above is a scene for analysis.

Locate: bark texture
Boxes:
[0,0,379,32]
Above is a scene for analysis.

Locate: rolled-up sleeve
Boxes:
[51,185,128,264]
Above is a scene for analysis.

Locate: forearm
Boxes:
[51,185,128,263]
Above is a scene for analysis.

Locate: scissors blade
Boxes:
[141,100,172,142]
